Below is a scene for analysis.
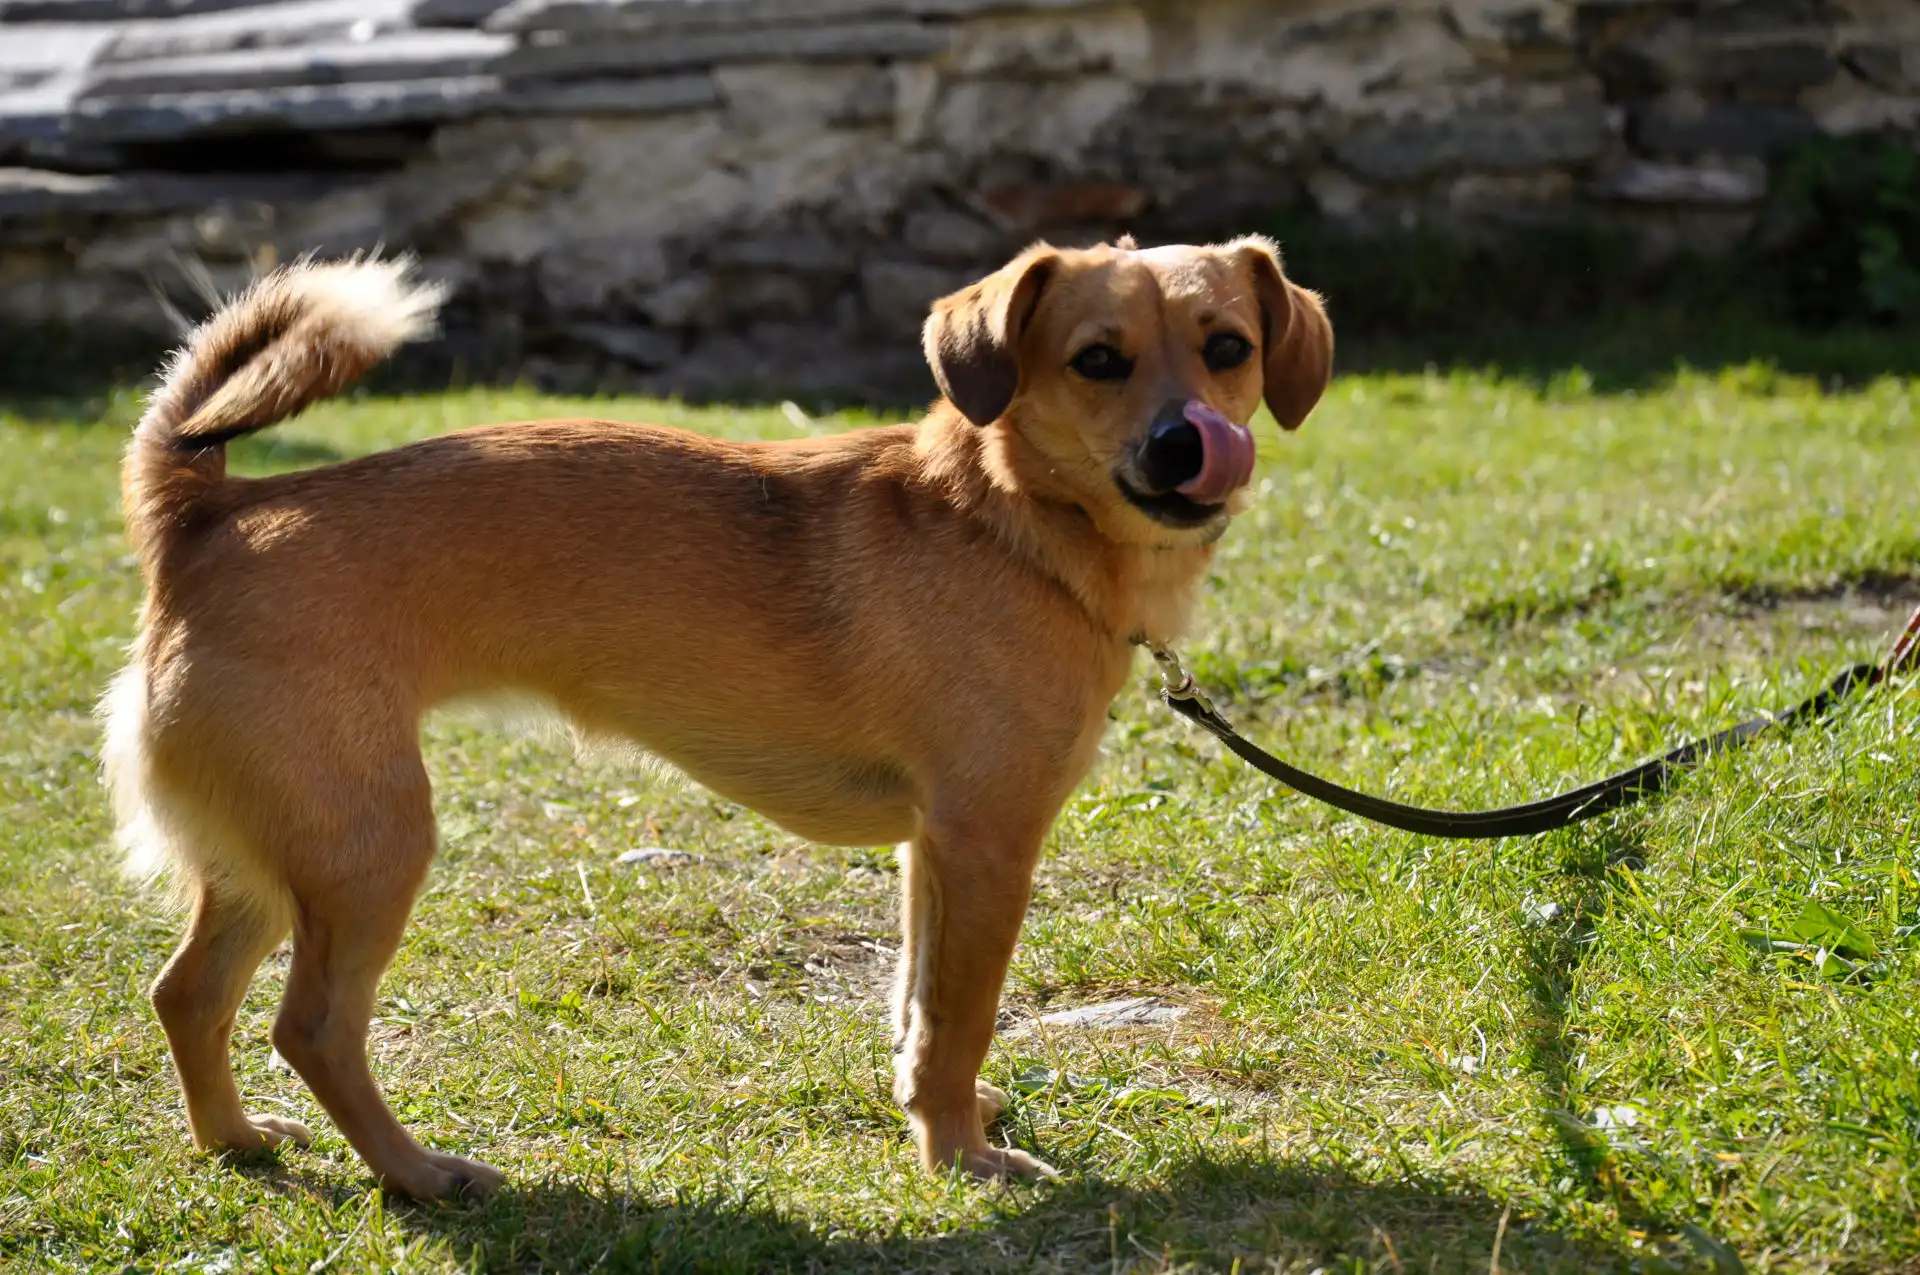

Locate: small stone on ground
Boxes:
[1037,996,1186,1029]
[616,846,705,868]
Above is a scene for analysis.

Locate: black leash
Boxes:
[1138,602,1920,840]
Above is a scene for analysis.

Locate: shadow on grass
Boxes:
[1519,828,1633,1185]
[1516,825,1737,1270]
[323,1154,1640,1274]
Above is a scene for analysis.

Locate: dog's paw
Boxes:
[388,1151,505,1202]
[205,1113,313,1155]
[954,1146,1058,1181]
[246,1114,314,1149]
[975,1079,1011,1125]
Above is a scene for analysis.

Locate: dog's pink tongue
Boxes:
[1176,402,1256,504]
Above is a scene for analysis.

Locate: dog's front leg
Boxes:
[892,816,1056,1179]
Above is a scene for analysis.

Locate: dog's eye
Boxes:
[1069,344,1132,382]
[1203,332,1254,371]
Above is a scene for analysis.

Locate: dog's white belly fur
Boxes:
[582,715,923,847]
[662,749,921,845]
[443,690,923,847]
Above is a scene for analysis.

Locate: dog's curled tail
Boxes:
[125,256,446,560]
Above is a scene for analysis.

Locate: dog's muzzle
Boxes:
[1118,400,1257,526]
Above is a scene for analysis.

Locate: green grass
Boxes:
[2,363,1918,1274]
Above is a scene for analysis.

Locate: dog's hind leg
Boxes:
[151,883,309,1152]
[893,814,1055,1180]
[267,755,503,1201]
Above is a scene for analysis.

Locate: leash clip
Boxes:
[1137,638,1217,715]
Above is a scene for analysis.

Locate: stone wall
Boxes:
[2,0,1916,397]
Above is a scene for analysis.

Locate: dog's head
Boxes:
[924,235,1332,543]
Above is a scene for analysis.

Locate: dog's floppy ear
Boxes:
[923,244,1057,426]
[1232,235,1332,431]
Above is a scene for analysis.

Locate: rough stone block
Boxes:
[1588,14,1838,94]
[631,321,929,403]
[1630,93,1816,156]
[0,167,338,219]
[1143,161,1300,238]
[927,75,1133,160]
[709,272,819,322]
[1178,4,1477,110]
[491,0,892,35]
[1306,166,1369,218]
[1841,44,1908,92]
[1,75,115,167]
[0,26,115,91]
[1098,82,1309,178]
[0,0,261,19]
[410,0,516,25]
[940,7,1150,78]
[833,66,896,125]
[96,0,415,64]
[1446,169,1574,213]
[260,182,392,255]
[57,188,384,275]
[0,77,79,145]
[1692,0,1831,38]
[859,256,963,334]
[714,63,894,130]
[71,76,501,143]
[889,59,937,141]
[638,272,717,326]
[536,234,667,309]
[565,320,679,366]
[978,178,1144,229]
[501,72,717,114]
[489,0,1114,36]
[1590,157,1767,203]
[1693,33,1837,91]
[1444,0,1576,55]
[1801,77,1920,134]
[901,206,1001,262]
[447,111,761,260]
[906,0,1122,12]
[77,31,515,99]
[707,230,856,274]
[1336,94,1609,182]
[500,20,949,80]
[1278,3,1402,44]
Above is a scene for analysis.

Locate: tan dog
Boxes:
[102,237,1331,1198]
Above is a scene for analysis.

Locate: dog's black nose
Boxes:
[1135,401,1205,494]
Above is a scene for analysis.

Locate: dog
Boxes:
[102,236,1331,1198]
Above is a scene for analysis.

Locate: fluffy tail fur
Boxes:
[123,256,446,565]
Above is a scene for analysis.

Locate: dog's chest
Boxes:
[1111,545,1212,645]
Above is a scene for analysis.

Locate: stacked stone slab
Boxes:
[2,0,1916,396]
